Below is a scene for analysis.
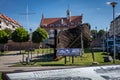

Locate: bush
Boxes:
[1,49,4,53]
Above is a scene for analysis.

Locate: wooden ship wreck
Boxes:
[57,23,92,48]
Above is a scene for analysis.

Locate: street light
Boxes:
[106,27,108,53]
[29,28,32,49]
[95,26,97,39]
[29,28,33,59]
[109,2,117,64]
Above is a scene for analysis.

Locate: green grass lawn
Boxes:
[12,50,120,67]
[0,72,2,80]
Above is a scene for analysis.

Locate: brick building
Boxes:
[40,8,83,38]
[109,15,120,36]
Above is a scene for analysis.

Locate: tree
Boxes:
[91,30,97,39]
[11,27,29,53]
[0,30,8,53]
[0,30,8,44]
[32,28,48,43]
[3,28,12,39]
[11,27,29,42]
[97,29,106,38]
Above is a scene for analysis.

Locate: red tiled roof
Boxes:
[41,18,60,25]
[41,16,82,26]
[70,16,82,21]
[0,13,21,26]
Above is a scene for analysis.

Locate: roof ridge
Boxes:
[0,13,21,26]
[43,15,82,19]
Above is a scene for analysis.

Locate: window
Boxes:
[49,29,54,34]
[71,22,74,25]
[0,25,1,28]
[57,29,61,33]
[0,20,1,24]
[50,24,54,27]
[12,26,15,28]
[63,23,67,27]
[56,24,60,27]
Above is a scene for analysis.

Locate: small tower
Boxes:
[66,6,71,20]
[40,13,44,27]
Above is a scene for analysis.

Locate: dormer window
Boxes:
[43,24,47,27]
[50,24,54,27]
[56,24,60,27]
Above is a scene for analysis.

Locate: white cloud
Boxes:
[106,2,111,5]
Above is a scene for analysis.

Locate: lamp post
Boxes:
[109,2,117,64]
[29,28,33,59]
[29,28,32,49]
[81,32,84,55]
[106,27,108,53]
[95,26,97,39]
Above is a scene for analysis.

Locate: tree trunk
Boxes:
[20,42,21,54]
[91,48,95,62]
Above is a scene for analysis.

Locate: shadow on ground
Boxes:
[32,53,55,62]
[17,53,62,66]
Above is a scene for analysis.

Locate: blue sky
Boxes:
[0,0,120,31]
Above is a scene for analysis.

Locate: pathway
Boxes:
[0,51,76,72]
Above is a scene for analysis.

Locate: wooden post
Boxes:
[31,51,32,60]
[91,48,95,62]
[22,53,25,62]
[64,56,66,64]
[72,56,74,64]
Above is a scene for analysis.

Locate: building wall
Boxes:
[109,15,120,36]
[0,18,19,30]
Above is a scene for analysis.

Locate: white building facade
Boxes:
[109,15,120,36]
[0,13,21,30]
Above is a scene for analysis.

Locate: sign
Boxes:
[57,48,81,56]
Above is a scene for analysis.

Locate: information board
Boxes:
[56,48,81,56]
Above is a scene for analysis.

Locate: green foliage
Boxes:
[91,29,106,39]
[91,30,97,39]
[0,30,8,44]
[0,72,2,80]
[32,28,48,43]
[91,30,97,34]
[97,29,106,38]
[3,28,12,39]
[11,27,29,42]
